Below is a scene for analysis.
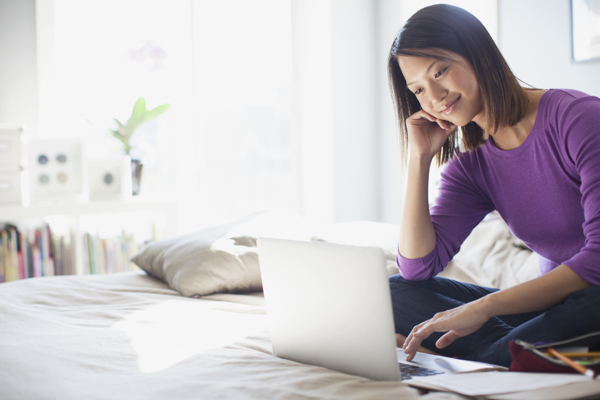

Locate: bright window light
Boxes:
[42,0,296,230]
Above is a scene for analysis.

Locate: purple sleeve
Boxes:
[396,156,494,281]
[560,95,600,285]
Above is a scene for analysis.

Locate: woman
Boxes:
[388,4,600,367]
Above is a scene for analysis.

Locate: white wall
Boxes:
[376,0,404,226]
[0,0,38,131]
[331,0,380,223]
[499,0,600,98]
[292,0,381,224]
[291,0,336,223]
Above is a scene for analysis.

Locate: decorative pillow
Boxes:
[132,209,318,297]
[438,215,539,289]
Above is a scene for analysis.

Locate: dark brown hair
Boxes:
[388,4,530,165]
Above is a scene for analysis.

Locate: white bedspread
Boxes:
[0,272,463,400]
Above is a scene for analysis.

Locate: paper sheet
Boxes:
[397,349,505,373]
[409,371,592,396]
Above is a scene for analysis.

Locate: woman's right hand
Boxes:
[406,110,456,160]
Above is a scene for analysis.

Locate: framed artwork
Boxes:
[88,157,132,200]
[26,139,84,202]
[572,0,600,62]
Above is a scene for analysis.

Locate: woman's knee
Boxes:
[388,273,434,287]
[388,275,444,311]
[388,274,429,302]
[555,285,600,322]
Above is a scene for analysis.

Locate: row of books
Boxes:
[0,223,72,282]
[0,222,143,283]
[82,232,140,275]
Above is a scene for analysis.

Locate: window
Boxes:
[38,0,296,231]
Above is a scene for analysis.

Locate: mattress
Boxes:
[0,272,464,400]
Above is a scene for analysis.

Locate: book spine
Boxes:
[43,225,54,277]
[36,230,43,276]
[17,252,24,280]
[82,233,89,274]
[10,228,20,280]
[120,239,127,272]
[96,236,105,275]
[26,238,33,278]
[20,231,29,279]
[33,241,42,278]
[2,230,10,281]
[102,238,110,274]
[0,229,5,283]
[115,239,123,273]
[87,233,96,275]
[56,236,63,276]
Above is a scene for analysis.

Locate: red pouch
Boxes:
[509,331,600,374]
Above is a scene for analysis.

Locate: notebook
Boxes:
[257,238,502,381]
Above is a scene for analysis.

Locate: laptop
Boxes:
[257,237,503,381]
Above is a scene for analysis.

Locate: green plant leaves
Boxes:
[146,103,171,121]
[110,97,171,155]
[128,97,148,133]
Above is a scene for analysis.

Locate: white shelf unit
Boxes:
[0,197,177,275]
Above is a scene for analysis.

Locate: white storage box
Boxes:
[0,125,24,166]
[0,170,23,204]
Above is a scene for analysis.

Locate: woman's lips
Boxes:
[441,96,460,115]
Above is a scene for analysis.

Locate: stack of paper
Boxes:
[409,371,600,399]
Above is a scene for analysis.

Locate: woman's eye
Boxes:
[414,88,423,95]
[435,68,447,78]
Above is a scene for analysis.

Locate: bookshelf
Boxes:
[0,197,177,222]
[0,197,177,278]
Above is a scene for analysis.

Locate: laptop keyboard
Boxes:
[399,362,443,381]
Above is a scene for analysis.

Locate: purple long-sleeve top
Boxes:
[397,89,600,286]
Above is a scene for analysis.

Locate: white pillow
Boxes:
[132,210,318,297]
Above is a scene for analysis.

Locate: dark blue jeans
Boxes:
[389,275,600,367]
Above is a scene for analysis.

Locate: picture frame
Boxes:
[25,138,85,203]
[88,157,132,200]
[571,0,600,62]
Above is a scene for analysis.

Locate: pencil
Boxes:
[548,352,600,358]
[547,347,597,378]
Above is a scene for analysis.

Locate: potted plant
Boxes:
[109,97,170,195]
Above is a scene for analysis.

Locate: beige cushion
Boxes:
[438,215,539,289]
[132,210,317,297]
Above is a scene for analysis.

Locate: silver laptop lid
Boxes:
[257,238,400,381]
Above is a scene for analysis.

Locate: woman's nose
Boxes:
[429,86,447,107]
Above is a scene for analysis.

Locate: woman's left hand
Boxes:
[402,299,492,361]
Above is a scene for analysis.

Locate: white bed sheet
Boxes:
[0,272,464,400]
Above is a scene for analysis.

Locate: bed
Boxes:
[0,210,538,400]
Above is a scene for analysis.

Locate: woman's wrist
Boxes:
[473,265,592,319]
[475,293,501,320]
[408,152,434,167]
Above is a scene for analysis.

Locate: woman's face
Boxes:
[398,49,484,128]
